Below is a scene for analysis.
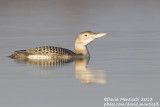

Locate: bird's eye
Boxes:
[85,35,87,37]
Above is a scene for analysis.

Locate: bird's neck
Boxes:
[75,42,89,57]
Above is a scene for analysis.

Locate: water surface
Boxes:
[0,0,160,107]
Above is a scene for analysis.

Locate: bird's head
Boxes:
[75,31,107,46]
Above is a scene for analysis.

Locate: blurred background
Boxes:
[0,0,160,107]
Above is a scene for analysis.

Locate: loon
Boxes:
[10,31,107,60]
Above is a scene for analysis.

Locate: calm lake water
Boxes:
[0,0,160,107]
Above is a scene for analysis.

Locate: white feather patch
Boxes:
[28,55,51,59]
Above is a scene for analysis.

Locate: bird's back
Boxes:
[10,46,76,60]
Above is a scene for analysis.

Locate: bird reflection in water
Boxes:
[75,58,106,84]
[13,58,106,84]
